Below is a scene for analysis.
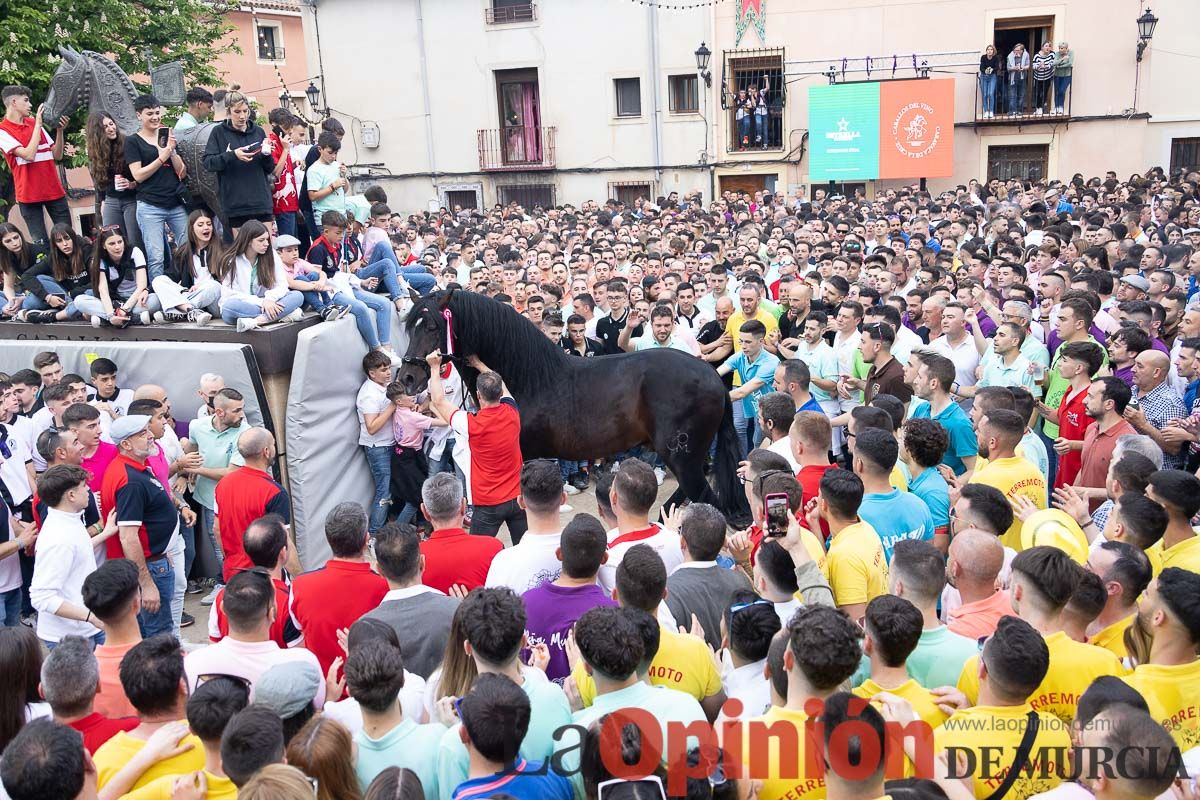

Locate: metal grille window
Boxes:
[669,75,698,114]
[487,0,536,24]
[608,182,653,206]
[446,190,479,210]
[615,78,642,118]
[498,183,556,209]
[986,144,1049,182]
[721,49,785,151]
[1171,138,1200,176]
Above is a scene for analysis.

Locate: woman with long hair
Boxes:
[0,223,44,317]
[212,220,303,331]
[201,86,275,236]
[365,767,426,800]
[85,112,141,249]
[16,223,89,322]
[429,603,478,707]
[979,44,1001,118]
[0,626,49,754]
[286,716,363,800]
[74,227,160,327]
[150,209,221,323]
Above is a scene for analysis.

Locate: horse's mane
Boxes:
[417,290,570,395]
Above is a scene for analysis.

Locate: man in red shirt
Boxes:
[426,352,526,541]
[41,636,137,754]
[0,85,69,244]
[208,514,301,649]
[288,501,388,675]
[214,427,294,581]
[1075,376,1136,511]
[266,107,299,236]
[419,472,503,593]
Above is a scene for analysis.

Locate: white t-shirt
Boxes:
[485,532,563,594]
[0,424,33,507]
[766,436,800,472]
[357,380,395,447]
[598,524,683,594]
[929,334,982,389]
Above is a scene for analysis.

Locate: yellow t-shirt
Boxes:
[823,521,889,609]
[1144,540,1165,578]
[1122,660,1200,750]
[122,771,238,800]
[794,525,827,574]
[956,630,1125,724]
[1160,534,1200,574]
[572,626,723,707]
[890,466,909,493]
[968,456,1048,551]
[726,310,779,353]
[94,730,205,791]
[733,705,825,800]
[853,678,948,730]
[1088,615,1133,660]
[933,704,1071,800]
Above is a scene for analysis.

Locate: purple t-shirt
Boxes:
[522,582,617,684]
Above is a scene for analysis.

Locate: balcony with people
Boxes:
[976,40,1073,123]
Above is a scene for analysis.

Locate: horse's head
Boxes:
[43,47,88,124]
[397,289,456,394]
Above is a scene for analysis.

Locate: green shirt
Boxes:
[355,718,445,795]
[187,415,248,510]
[907,626,979,689]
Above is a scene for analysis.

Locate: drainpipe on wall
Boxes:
[414,0,438,204]
[648,3,663,190]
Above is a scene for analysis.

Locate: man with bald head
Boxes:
[213,427,294,580]
[1127,349,1188,469]
[945,527,1012,641]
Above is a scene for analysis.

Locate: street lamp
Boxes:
[1136,8,1158,62]
[695,42,712,87]
[305,81,323,115]
[278,87,290,109]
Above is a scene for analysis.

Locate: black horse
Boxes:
[396,289,749,522]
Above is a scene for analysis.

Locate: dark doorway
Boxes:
[993,16,1053,115]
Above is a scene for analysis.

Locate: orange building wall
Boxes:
[218,10,310,105]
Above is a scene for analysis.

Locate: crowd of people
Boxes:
[3,75,1200,800]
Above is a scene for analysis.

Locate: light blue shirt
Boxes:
[633,335,693,354]
[355,718,445,795]
[307,159,346,221]
[1019,430,1050,502]
[436,675,571,798]
[858,488,935,564]
[978,352,1041,396]
[909,401,978,475]
[728,348,781,418]
[792,341,839,402]
[908,467,950,534]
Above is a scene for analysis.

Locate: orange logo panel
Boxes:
[879,79,955,179]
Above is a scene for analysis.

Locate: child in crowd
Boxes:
[307,211,410,317]
[385,382,446,525]
[358,350,398,535]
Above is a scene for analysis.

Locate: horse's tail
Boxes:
[713,394,752,528]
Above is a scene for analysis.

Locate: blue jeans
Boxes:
[0,588,20,627]
[201,505,224,571]
[363,444,392,533]
[737,115,751,145]
[365,248,437,295]
[428,440,465,486]
[1007,79,1025,114]
[102,194,142,250]
[138,556,176,639]
[297,271,334,312]
[979,74,998,113]
[338,289,392,348]
[355,260,406,303]
[136,202,189,281]
[42,631,105,650]
[275,212,297,237]
[754,113,768,146]
[22,276,83,317]
[219,291,304,323]
[1054,76,1071,110]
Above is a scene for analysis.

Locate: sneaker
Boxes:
[384,349,404,367]
[320,305,341,322]
[283,308,303,323]
[180,611,195,628]
[137,310,153,325]
[186,579,204,595]
[570,472,590,491]
[563,481,580,496]
[558,503,574,513]
[654,467,666,486]
[91,315,104,328]
[200,584,223,607]
[161,308,186,323]
[189,309,213,325]
[19,611,36,628]
[20,309,59,324]
[236,317,260,333]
